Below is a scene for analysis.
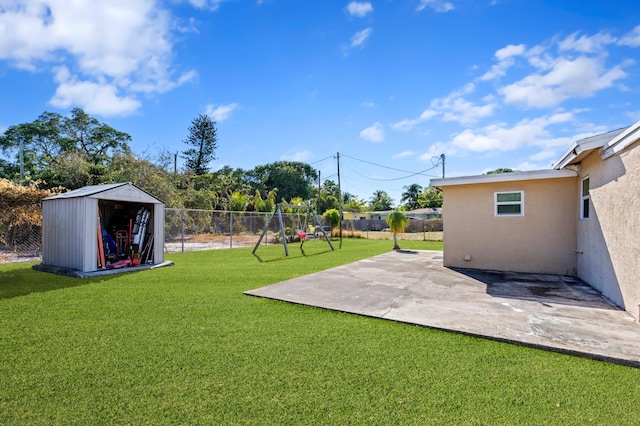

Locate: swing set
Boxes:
[252,203,334,256]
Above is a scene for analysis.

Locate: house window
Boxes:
[581,177,590,219]
[494,191,524,216]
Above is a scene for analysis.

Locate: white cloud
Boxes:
[281,149,313,162]
[346,2,373,18]
[499,56,629,108]
[419,142,453,162]
[530,149,558,161]
[416,0,454,13]
[558,31,616,53]
[392,118,423,132]
[619,25,640,47]
[360,122,384,142]
[394,83,496,131]
[450,113,576,153]
[206,103,239,123]
[0,0,196,116]
[187,0,230,11]
[392,109,440,131]
[513,161,543,171]
[625,110,640,122]
[480,44,525,81]
[49,66,141,116]
[350,27,373,48]
[495,44,526,61]
[440,97,498,125]
[361,101,376,107]
[393,150,417,159]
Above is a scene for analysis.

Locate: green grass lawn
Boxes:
[1,239,639,425]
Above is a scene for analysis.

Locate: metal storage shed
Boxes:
[35,182,168,277]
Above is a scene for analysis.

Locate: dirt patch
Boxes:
[164,231,443,252]
[164,233,274,252]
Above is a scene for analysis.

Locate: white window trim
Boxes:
[494,191,524,217]
[580,176,590,220]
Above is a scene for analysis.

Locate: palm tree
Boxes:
[418,186,443,208]
[401,183,422,210]
[386,210,409,250]
[228,191,249,212]
[369,190,393,211]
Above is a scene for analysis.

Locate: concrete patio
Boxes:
[245,250,640,367]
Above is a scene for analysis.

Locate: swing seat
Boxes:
[297,231,306,248]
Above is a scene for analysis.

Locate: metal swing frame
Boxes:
[252,203,334,256]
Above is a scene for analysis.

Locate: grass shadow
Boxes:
[253,248,335,263]
[0,262,146,300]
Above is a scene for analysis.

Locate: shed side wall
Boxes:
[442,177,577,275]
[577,143,640,313]
[153,203,164,264]
[83,198,98,272]
[42,198,87,271]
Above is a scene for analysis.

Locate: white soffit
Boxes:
[431,169,577,188]
[552,127,628,170]
[601,120,640,160]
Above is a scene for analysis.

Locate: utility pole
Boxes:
[336,152,342,248]
[19,138,24,181]
[173,151,178,187]
[317,170,321,213]
[440,153,446,179]
[174,152,177,176]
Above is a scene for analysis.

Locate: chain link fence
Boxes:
[164,208,338,252]
[165,209,443,253]
[165,209,273,252]
[0,208,444,263]
[340,218,443,241]
[0,223,42,263]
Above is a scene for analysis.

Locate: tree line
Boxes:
[1,109,442,213]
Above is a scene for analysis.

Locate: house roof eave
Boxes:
[430,169,577,188]
[552,127,629,169]
[601,119,640,160]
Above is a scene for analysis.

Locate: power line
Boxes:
[309,155,335,165]
[340,153,439,177]
[341,156,440,181]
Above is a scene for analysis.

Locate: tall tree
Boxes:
[418,186,443,208]
[0,109,131,187]
[182,114,218,175]
[110,152,182,208]
[62,108,131,165]
[401,183,423,210]
[312,179,340,214]
[343,192,367,212]
[369,190,394,211]
[485,168,518,174]
[247,161,318,202]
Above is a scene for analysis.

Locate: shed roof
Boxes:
[44,182,163,204]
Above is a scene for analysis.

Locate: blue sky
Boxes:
[1,0,639,205]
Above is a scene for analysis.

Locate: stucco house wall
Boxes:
[576,142,640,310]
[432,120,640,317]
[440,175,578,275]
